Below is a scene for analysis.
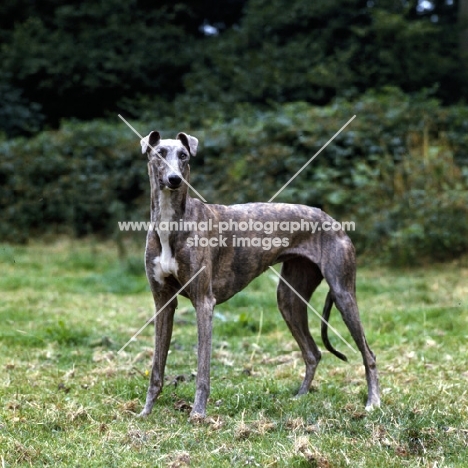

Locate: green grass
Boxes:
[1,239,467,467]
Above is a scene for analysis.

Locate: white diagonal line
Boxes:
[117,266,206,354]
[268,115,356,202]
[118,114,207,202]
[268,266,357,354]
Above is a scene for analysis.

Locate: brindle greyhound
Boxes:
[138,130,380,419]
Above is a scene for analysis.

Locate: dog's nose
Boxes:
[168,174,182,187]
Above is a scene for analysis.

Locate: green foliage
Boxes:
[0,120,147,242]
[0,0,465,136]
[0,0,200,132]
[0,74,43,137]
[350,152,468,265]
[1,88,467,265]
[184,0,463,107]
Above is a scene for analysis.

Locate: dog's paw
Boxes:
[137,408,151,418]
[365,400,381,411]
[189,411,206,424]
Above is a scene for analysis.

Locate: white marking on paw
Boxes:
[365,401,381,411]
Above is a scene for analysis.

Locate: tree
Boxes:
[0,0,247,134]
[460,0,468,71]
[183,0,463,107]
[0,0,465,137]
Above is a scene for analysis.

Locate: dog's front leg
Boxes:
[140,288,177,417]
[190,295,216,419]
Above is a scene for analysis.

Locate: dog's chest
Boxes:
[153,192,179,284]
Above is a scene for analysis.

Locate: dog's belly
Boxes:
[152,200,350,303]
[209,245,315,304]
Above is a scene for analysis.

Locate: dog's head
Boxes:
[141,131,198,190]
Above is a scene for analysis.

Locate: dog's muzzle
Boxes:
[166,174,183,189]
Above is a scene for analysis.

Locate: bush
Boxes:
[0,120,147,242]
[349,153,468,265]
[1,88,467,264]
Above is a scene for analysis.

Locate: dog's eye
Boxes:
[179,152,188,160]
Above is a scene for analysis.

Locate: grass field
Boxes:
[0,239,467,467]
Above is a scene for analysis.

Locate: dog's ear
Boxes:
[177,132,198,157]
[140,131,161,155]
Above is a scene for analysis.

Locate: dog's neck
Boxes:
[150,174,190,225]
[148,181,189,281]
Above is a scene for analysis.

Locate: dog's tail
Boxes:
[321,291,348,362]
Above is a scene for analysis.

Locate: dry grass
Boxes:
[0,240,467,467]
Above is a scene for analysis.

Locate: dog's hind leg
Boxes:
[277,258,323,395]
[323,263,380,409]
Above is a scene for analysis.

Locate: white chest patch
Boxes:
[153,191,178,284]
